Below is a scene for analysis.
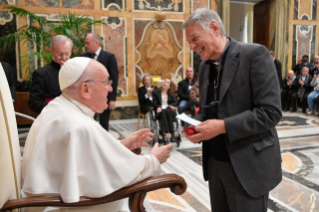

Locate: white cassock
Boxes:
[22,94,161,212]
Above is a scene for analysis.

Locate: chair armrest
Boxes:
[1,173,186,212]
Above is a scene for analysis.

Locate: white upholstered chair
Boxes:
[0,64,187,212]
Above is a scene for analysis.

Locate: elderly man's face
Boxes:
[186,22,220,61]
[143,76,152,88]
[301,68,309,76]
[314,56,319,63]
[186,68,194,80]
[287,71,294,79]
[87,63,113,113]
[85,34,99,54]
[50,41,72,66]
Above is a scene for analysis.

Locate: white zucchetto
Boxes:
[59,57,91,90]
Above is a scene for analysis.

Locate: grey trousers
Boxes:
[208,157,269,212]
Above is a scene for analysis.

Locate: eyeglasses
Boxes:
[85,80,113,88]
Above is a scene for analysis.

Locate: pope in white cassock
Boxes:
[21,57,173,212]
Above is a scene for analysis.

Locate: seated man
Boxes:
[291,67,313,112]
[281,70,298,111]
[310,55,319,77]
[307,70,319,115]
[177,67,196,114]
[28,35,72,114]
[22,57,173,211]
[293,55,313,76]
[138,74,157,114]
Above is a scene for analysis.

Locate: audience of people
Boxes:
[28,35,72,114]
[153,79,178,144]
[138,74,157,114]
[281,70,297,111]
[177,67,196,114]
[291,67,313,113]
[307,70,319,115]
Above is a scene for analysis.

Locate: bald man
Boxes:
[281,70,298,111]
[22,57,172,212]
[81,33,118,131]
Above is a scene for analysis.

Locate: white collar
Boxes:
[94,47,102,58]
[62,94,95,118]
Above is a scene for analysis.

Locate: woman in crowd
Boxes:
[153,79,178,144]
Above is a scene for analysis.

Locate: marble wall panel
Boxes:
[294,0,317,20]
[0,0,16,4]
[133,0,184,12]
[25,0,94,9]
[134,20,183,93]
[102,17,128,97]
[192,0,209,12]
[292,25,316,67]
[102,0,125,11]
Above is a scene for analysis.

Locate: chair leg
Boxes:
[137,115,140,130]
[143,116,146,128]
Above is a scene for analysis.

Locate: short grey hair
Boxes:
[269,50,275,56]
[302,66,309,72]
[88,33,101,45]
[50,35,73,49]
[142,74,152,85]
[182,8,226,36]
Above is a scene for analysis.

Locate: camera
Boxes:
[316,62,319,65]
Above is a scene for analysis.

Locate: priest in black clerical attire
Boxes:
[28,35,73,114]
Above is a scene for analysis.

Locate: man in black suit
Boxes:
[138,74,156,114]
[270,50,283,89]
[81,33,118,131]
[291,67,313,113]
[281,70,298,111]
[28,35,73,114]
[184,8,282,212]
[1,61,16,101]
[294,55,313,76]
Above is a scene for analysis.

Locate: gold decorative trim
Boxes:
[0,90,19,200]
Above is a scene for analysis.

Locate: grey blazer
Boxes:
[198,38,282,198]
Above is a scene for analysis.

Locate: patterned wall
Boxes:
[291,0,318,68]
[0,0,214,118]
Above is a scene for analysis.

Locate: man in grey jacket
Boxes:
[184,8,282,212]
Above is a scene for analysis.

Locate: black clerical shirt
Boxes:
[205,39,230,162]
[28,60,62,114]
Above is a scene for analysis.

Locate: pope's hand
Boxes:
[150,143,173,164]
[186,119,226,144]
[121,128,153,150]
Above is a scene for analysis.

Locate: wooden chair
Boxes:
[0,64,187,212]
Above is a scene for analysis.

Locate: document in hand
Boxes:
[176,113,201,126]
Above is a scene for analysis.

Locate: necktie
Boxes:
[90,53,96,59]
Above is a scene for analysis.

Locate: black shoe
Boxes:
[170,134,177,143]
[163,136,169,145]
[283,107,289,111]
[176,139,181,148]
[302,109,307,114]
[290,108,296,112]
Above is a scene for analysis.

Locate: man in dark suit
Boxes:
[270,50,283,89]
[294,55,313,76]
[138,74,156,114]
[291,67,313,113]
[28,35,73,114]
[1,61,16,101]
[184,8,282,212]
[81,33,118,131]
